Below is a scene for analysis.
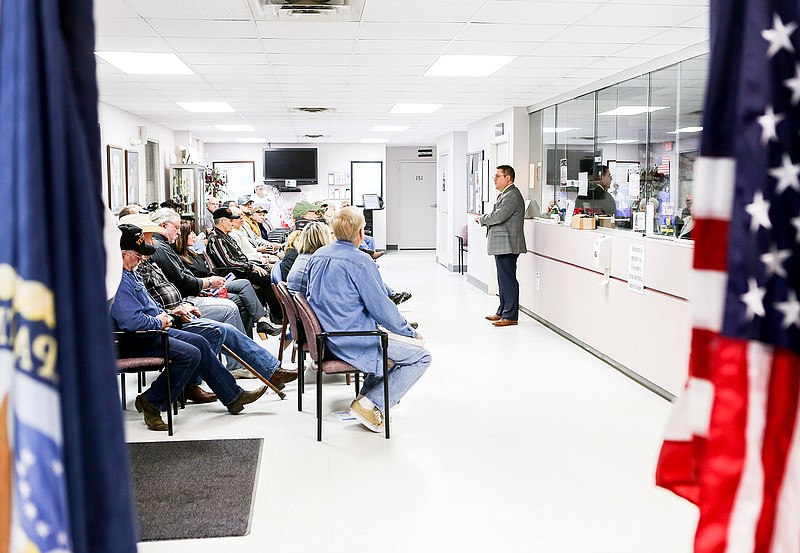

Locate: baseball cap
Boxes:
[119,224,156,255]
[212,206,241,220]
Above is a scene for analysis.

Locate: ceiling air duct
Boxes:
[249,0,365,21]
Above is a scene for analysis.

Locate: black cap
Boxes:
[212,206,241,220]
[119,224,156,255]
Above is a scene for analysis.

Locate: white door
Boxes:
[399,161,437,249]
[436,153,450,265]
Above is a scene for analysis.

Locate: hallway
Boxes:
[128,250,697,553]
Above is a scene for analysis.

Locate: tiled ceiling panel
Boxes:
[93,0,710,145]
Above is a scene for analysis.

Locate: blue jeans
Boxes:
[185,318,280,380]
[136,327,242,411]
[359,339,431,412]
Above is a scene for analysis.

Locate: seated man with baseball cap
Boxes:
[207,205,283,324]
[111,224,269,431]
[292,200,324,231]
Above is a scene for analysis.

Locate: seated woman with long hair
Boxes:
[286,221,333,296]
[173,220,280,339]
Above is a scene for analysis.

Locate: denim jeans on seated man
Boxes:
[125,326,243,412]
[183,318,281,380]
[358,339,431,412]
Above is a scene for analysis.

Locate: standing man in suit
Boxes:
[475,165,527,327]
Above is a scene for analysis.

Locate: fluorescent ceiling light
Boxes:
[598,106,669,116]
[666,126,704,134]
[543,127,580,133]
[371,125,410,132]
[215,125,255,132]
[603,139,638,144]
[236,137,267,143]
[424,55,516,77]
[177,102,235,113]
[94,52,194,75]
[361,138,390,143]
[389,103,443,114]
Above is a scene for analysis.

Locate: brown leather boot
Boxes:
[227,386,268,414]
[268,368,298,390]
[134,395,169,431]
[184,384,217,404]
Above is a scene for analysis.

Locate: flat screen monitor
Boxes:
[363,194,382,210]
[263,148,318,186]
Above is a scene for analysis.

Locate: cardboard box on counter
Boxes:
[570,216,596,230]
[597,216,614,228]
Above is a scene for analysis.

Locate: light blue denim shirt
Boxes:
[306,239,416,374]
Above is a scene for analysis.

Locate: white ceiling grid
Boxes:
[93,0,710,145]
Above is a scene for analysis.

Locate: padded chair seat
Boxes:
[117,357,165,370]
[320,359,354,374]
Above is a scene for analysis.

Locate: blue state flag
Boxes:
[0,1,138,552]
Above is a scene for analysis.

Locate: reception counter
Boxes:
[468,218,693,397]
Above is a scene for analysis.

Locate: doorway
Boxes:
[399,161,437,249]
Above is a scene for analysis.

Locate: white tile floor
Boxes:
[128,250,698,553]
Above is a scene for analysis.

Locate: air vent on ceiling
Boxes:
[290,107,335,114]
[248,0,365,21]
[302,134,325,139]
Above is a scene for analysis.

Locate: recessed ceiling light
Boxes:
[361,138,390,143]
[94,52,194,75]
[177,102,235,113]
[603,139,638,144]
[237,137,267,143]
[424,55,516,77]
[543,127,580,133]
[666,126,704,134]
[598,106,669,116]
[371,125,410,132]
[215,125,255,132]
[388,103,442,114]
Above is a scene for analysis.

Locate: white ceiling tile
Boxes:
[124,0,252,19]
[165,38,262,53]
[191,64,270,75]
[585,3,708,27]
[613,43,692,58]
[361,0,484,23]
[262,39,353,54]
[357,22,464,41]
[455,23,567,43]
[353,40,448,55]
[147,19,257,39]
[645,26,710,45]
[350,54,436,67]
[528,42,627,57]
[269,53,351,65]
[471,1,602,25]
[256,21,360,40]
[95,17,158,37]
[443,41,536,56]
[95,36,171,52]
[272,65,349,76]
[181,52,268,65]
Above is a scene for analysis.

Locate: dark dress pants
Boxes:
[495,253,520,321]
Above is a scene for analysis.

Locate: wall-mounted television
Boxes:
[263,148,318,187]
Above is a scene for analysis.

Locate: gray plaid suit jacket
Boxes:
[480,184,527,255]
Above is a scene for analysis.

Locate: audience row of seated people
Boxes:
[112,201,428,433]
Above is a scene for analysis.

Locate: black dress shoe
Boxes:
[256,320,281,339]
[227,386,268,414]
[269,368,298,390]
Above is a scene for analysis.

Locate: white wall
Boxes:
[98,102,176,208]
[385,146,436,248]
[204,142,388,248]
[435,132,467,270]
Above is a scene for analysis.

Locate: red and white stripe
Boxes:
[656,156,800,553]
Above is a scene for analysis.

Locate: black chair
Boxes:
[113,329,177,436]
[292,293,390,441]
[456,225,468,275]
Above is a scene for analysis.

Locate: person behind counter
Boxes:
[574,164,617,217]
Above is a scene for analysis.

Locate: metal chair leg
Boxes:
[297,348,304,411]
[316,341,323,441]
[382,334,390,439]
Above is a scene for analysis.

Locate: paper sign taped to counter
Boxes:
[628,243,645,294]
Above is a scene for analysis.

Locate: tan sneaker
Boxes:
[348,399,384,433]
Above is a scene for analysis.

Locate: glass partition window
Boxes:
[534,52,709,238]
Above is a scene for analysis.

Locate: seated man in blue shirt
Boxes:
[306,207,431,432]
[111,224,270,431]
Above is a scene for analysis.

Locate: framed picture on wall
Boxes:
[125,149,140,206]
[106,145,124,212]
[212,161,255,200]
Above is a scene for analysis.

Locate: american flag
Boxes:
[656,2,800,552]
